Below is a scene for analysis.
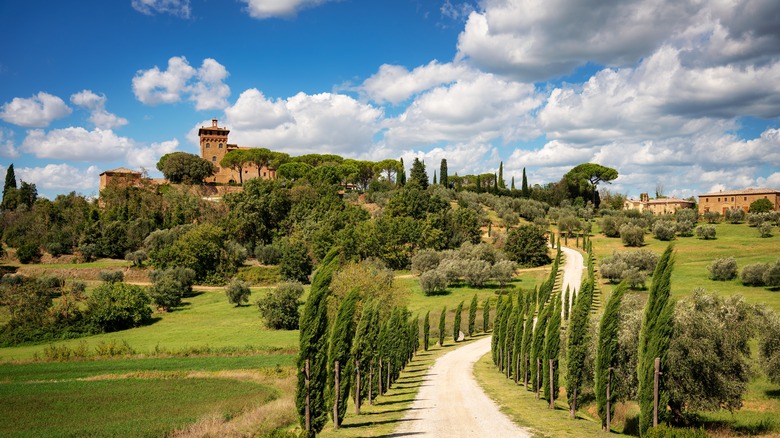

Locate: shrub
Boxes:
[748,213,768,227]
[437,258,463,285]
[652,220,676,241]
[125,250,148,267]
[675,208,698,224]
[98,270,124,283]
[278,241,312,283]
[725,207,746,224]
[504,224,550,267]
[749,198,775,213]
[16,242,42,264]
[619,223,645,247]
[258,281,303,329]
[741,263,769,286]
[148,267,196,311]
[600,216,622,237]
[411,249,441,274]
[703,211,720,224]
[599,249,659,288]
[491,260,516,288]
[676,220,694,237]
[696,224,716,239]
[225,278,251,306]
[235,266,281,285]
[86,283,152,333]
[420,269,448,295]
[759,223,773,238]
[254,244,281,265]
[764,260,780,288]
[462,259,491,287]
[708,257,737,281]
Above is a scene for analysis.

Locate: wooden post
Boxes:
[386,357,391,390]
[305,359,311,433]
[606,367,612,432]
[524,353,529,388]
[515,352,520,384]
[355,360,361,415]
[378,358,383,396]
[536,357,541,399]
[369,366,373,405]
[506,350,510,378]
[653,357,660,428]
[549,359,555,409]
[333,360,340,429]
[570,387,577,419]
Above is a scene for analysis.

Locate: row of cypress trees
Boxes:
[295,248,420,436]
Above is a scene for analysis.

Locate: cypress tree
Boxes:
[453,301,463,342]
[498,161,504,188]
[327,288,360,426]
[498,296,513,372]
[468,294,478,336]
[423,310,430,351]
[493,172,500,194]
[596,283,627,431]
[505,302,518,378]
[520,290,535,387]
[492,295,504,364]
[296,249,341,435]
[433,170,437,185]
[543,294,562,404]
[398,158,406,186]
[440,159,448,188]
[409,158,428,190]
[521,167,529,198]
[483,297,490,333]
[352,300,379,407]
[438,306,446,347]
[512,290,526,383]
[377,313,392,394]
[638,245,676,434]
[563,286,571,321]
[475,174,482,193]
[531,298,551,395]
[2,163,17,210]
[566,276,594,418]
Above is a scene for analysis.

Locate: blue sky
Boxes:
[1,0,779,200]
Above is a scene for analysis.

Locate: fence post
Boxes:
[536,357,541,399]
[369,365,373,405]
[355,360,361,415]
[549,359,555,409]
[305,359,311,433]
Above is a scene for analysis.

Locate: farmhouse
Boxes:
[699,188,780,213]
[199,118,276,184]
[624,193,696,215]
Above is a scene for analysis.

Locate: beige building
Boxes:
[624,193,696,215]
[198,118,276,184]
[699,188,780,214]
[99,168,142,190]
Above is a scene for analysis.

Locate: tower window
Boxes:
[205,143,210,148]
[212,156,217,162]
[219,143,223,149]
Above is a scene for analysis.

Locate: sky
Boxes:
[1,0,779,200]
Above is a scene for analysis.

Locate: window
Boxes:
[744,197,747,201]
[731,197,734,201]
[205,143,210,148]
[718,197,721,202]
[705,198,708,202]
[212,156,216,162]
[263,172,266,177]
[218,143,223,149]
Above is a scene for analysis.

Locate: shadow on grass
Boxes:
[766,388,780,399]
[342,416,421,429]
[696,416,778,436]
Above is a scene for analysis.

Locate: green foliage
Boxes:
[564,163,618,205]
[439,159,448,188]
[453,301,463,342]
[531,297,550,393]
[423,310,430,351]
[225,278,251,306]
[696,224,716,239]
[520,291,535,384]
[235,265,281,285]
[764,260,780,288]
[258,281,303,330]
[279,240,312,284]
[351,300,379,403]
[86,283,152,333]
[725,207,746,224]
[125,250,147,267]
[419,269,448,295]
[98,270,124,283]
[224,179,291,248]
[643,425,709,438]
[468,294,478,336]
[521,168,530,198]
[2,163,17,210]
[543,294,561,402]
[708,256,738,281]
[408,157,429,190]
[277,161,314,181]
[741,262,769,286]
[599,249,659,289]
[327,288,359,426]
[255,243,281,265]
[157,151,216,184]
[638,245,676,435]
[759,311,780,384]
[567,278,593,415]
[148,267,195,311]
[438,306,446,347]
[620,223,645,247]
[483,297,490,333]
[653,220,677,241]
[16,241,42,264]
[505,224,550,267]
[749,198,775,213]
[595,283,626,429]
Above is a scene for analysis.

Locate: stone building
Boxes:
[624,192,696,214]
[198,118,276,184]
[99,168,142,189]
[699,188,780,213]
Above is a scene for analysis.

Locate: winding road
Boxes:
[392,246,585,437]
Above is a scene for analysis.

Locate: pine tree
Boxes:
[398,158,406,186]
[543,294,562,405]
[566,276,594,417]
[352,300,379,408]
[521,167,530,198]
[296,249,341,434]
[453,301,463,342]
[433,170,437,185]
[468,294,478,336]
[482,297,490,333]
[409,158,428,190]
[498,161,505,188]
[423,310,430,351]
[438,306,446,347]
[440,159,448,188]
[638,245,676,434]
[327,288,360,427]
[596,283,627,431]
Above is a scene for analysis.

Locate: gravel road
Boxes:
[392,336,532,437]
[559,245,584,314]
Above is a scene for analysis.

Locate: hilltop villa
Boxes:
[699,188,780,213]
[198,118,276,184]
[624,193,696,215]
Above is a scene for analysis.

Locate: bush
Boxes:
[98,270,124,283]
[748,213,768,227]
[124,250,148,267]
[644,425,708,438]
[725,207,746,224]
[703,211,720,223]
[148,267,196,311]
[676,220,694,237]
[235,266,281,285]
[652,220,677,241]
[749,198,775,213]
[764,260,780,288]
[86,283,152,333]
[599,249,659,289]
[619,223,645,247]
[675,208,698,224]
[16,242,42,264]
[708,257,737,281]
[225,278,251,306]
[491,260,516,288]
[462,259,491,287]
[258,281,303,329]
[420,269,448,296]
[600,216,622,237]
[759,223,773,238]
[411,249,441,274]
[741,263,769,286]
[696,224,716,239]
[278,241,312,283]
[504,224,550,267]
[254,244,281,265]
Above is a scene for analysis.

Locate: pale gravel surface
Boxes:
[559,246,584,316]
[392,336,532,437]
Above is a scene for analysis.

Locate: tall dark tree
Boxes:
[432,170,437,185]
[520,290,536,386]
[513,291,528,383]
[468,294,478,336]
[453,300,463,342]
[596,283,626,430]
[398,157,406,186]
[498,161,505,188]
[505,301,518,377]
[492,295,504,364]
[505,225,551,267]
[2,163,17,210]
[409,158,428,190]
[511,176,515,190]
[351,300,379,408]
[438,306,446,347]
[531,298,551,395]
[567,277,594,417]
[482,297,490,333]
[327,288,360,427]
[296,249,341,435]
[638,245,675,435]
[543,294,562,404]
[440,159,448,188]
[521,167,530,198]
[423,310,430,351]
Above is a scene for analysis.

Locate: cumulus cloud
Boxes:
[396,142,498,177]
[359,61,476,105]
[0,92,72,128]
[131,0,191,18]
[132,57,230,110]
[0,128,18,158]
[241,0,334,19]
[222,90,382,156]
[70,90,128,129]
[127,139,179,169]
[15,164,101,192]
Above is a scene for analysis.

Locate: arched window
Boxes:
[212,156,217,162]
[205,143,210,148]
[218,143,223,149]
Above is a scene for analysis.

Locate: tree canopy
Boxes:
[564,163,618,206]
[157,152,216,184]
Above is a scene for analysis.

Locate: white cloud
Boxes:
[15,164,101,192]
[0,92,72,128]
[127,139,179,169]
[241,0,334,19]
[70,90,128,129]
[224,89,292,129]
[132,57,230,110]
[131,0,191,18]
[359,61,476,105]
[21,127,135,161]
[0,128,18,158]
[396,142,497,177]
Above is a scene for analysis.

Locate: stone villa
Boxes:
[198,118,276,184]
[624,193,696,215]
[699,188,780,213]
